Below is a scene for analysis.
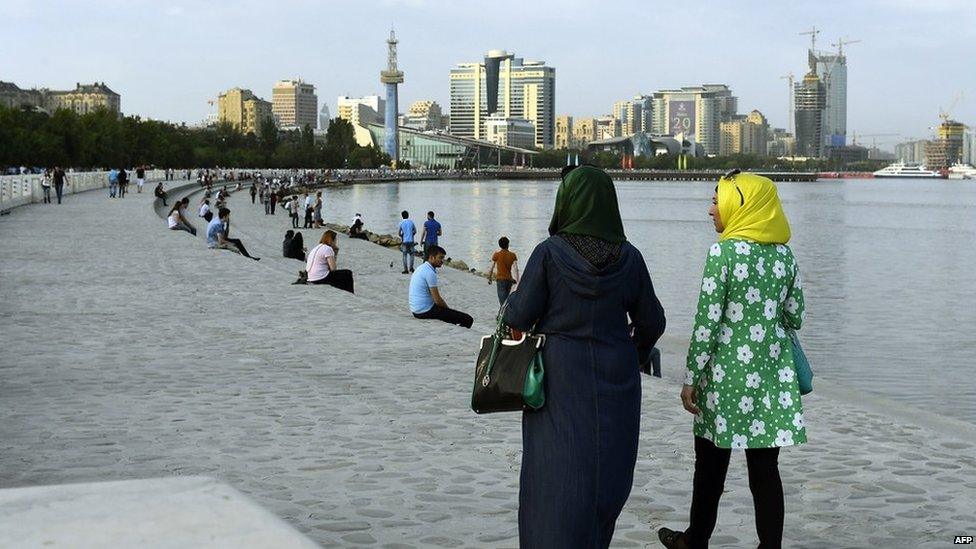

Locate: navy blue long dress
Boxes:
[504,235,666,548]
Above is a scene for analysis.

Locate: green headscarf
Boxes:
[548,166,627,243]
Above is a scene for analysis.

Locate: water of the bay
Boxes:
[321,178,976,424]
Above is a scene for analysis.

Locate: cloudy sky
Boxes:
[4,0,974,146]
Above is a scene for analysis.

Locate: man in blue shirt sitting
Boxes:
[420,210,442,259]
[207,207,260,261]
[409,245,473,329]
[398,210,417,274]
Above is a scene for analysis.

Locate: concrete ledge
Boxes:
[0,477,319,549]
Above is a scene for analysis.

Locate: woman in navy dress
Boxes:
[504,166,666,548]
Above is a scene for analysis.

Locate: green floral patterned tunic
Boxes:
[685,239,806,449]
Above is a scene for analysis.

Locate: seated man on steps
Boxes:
[206,207,260,261]
[409,245,473,329]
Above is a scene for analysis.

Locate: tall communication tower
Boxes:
[380,29,404,166]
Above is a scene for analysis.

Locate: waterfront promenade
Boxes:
[1,183,975,548]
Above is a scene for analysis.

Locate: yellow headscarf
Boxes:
[717,172,791,244]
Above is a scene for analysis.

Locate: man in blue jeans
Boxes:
[398,210,417,274]
[409,246,473,329]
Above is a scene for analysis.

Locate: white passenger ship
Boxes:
[872,162,943,178]
[947,163,976,180]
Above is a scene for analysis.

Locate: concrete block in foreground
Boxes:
[0,476,319,548]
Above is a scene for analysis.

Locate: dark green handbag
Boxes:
[789,329,813,395]
[471,309,545,414]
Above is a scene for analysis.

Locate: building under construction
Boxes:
[925,120,966,169]
[794,70,825,158]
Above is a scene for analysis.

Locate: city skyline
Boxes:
[3,0,974,145]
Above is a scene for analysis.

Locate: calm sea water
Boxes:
[321,178,976,424]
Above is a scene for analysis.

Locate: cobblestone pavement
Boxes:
[2,186,975,548]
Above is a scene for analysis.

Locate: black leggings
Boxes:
[685,436,783,549]
[224,238,257,260]
[413,304,473,329]
[310,270,354,293]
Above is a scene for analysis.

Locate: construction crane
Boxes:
[938,92,964,124]
[799,26,820,52]
[831,37,861,56]
[780,73,795,135]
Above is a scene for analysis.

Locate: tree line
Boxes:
[0,105,391,170]
[1,104,885,173]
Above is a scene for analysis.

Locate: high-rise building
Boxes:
[337,95,385,127]
[612,96,653,136]
[0,81,121,116]
[720,110,769,156]
[767,128,796,158]
[218,88,273,135]
[595,116,621,140]
[793,71,825,158]
[815,51,848,148]
[649,85,738,155]
[613,100,639,136]
[894,140,928,163]
[555,115,573,149]
[319,104,331,132]
[272,79,318,130]
[925,120,966,169]
[401,100,444,131]
[572,117,597,148]
[449,50,555,148]
[963,129,976,165]
[484,115,536,149]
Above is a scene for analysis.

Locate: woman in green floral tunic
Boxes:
[659,171,806,549]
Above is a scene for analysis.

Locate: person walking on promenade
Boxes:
[657,171,806,549]
[207,207,260,260]
[118,167,129,198]
[51,166,68,204]
[409,245,473,328]
[305,230,355,293]
[41,169,52,204]
[302,192,313,228]
[488,236,520,306]
[313,191,324,228]
[420,211,442,258]
[502,165,666,548]
[108,168,119,198]
[263,186,272,215]
[250,183,257,204]
[136,165,146,193]
[289,195,301,228]
[270,189,278,215]
[398,210,417,274]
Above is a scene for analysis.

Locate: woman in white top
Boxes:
[305,230,354,293]
[167,204,196,235]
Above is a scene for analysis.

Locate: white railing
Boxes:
[0,170,167,212]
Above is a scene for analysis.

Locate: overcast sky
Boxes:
[3,0,974,146]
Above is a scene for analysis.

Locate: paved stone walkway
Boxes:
[1,185,975,548]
